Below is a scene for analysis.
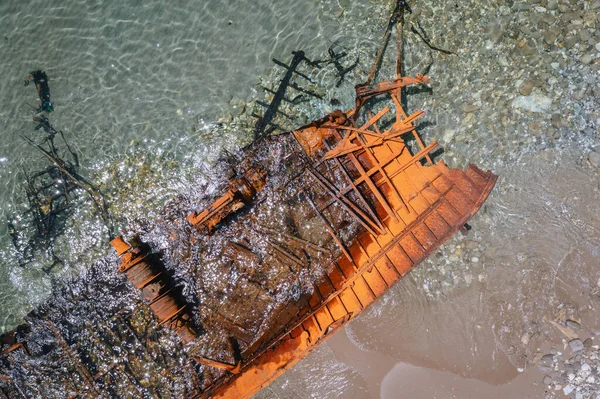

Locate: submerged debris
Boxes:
[26,70,53,112]
[9,74,113,270]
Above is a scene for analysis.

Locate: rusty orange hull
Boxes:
[209,155,497,398]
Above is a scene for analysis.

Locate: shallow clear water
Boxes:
[0,0,385,331]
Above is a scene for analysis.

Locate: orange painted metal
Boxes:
[109,237,198,344]
[187,166,267,233]
[200,5,497,398]
[206,101,497,399]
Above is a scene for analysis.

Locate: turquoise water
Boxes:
[0,0,386,332]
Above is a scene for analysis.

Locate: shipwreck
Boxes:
[0,1,497,398]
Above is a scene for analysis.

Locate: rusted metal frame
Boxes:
[320,140,385,233]
[267,239,305,269]
[45,321,99,396]
[228,241,261,261]
[367,107,429,211]
[307,312,325,335]
[352,124,410,214]
[356,76,428,107]
[396,0,405,95]
[302,196,444,315]
[355,239,390,289]
[148,287,174,307]
[356,273,379,302]
[321,105,392,142]
[354,141,439,187]
[366,109,427,219]
[245,195,445,370]
[332,292,351,316]
[304,192,354,266]
[311,303,335,334]
[258,225,327,253]
[118,253,151,274]
[321,124,390,140]
[361,106,391,130]
[306,168,383,236]
[322,124,413,159]
[192,356,239,373]
[321,107,392,160]
[361,129,424,266]
[422,176,466,227]
[328,128,400,224]
[391,166,450,244]
[136,271,163,290]
[311,277,338,324]
[0,343,30,357]
[157,305,188,327]
[391,92,433,165]
[362,0,408,90]
[325,108,424,158]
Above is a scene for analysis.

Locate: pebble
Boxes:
[569,339,585,352]
[512,92,553,113]
[596,43,600,52]
[564,385,575,395]
[566,319,581,330]
[543,375,553,385]
[588,151,600,168]
[584,338,593,348]
[443,129,456,143]
[581,54,593,65]
[519,80,534,96]
[551,114,562,128]
[581,363,591,372]
[465,240,478,250]
[462,103,480,113]
[541,354,555,366]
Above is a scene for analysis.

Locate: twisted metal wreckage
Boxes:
[0,1,497,398]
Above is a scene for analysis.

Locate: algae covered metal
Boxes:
[0,1,497,398]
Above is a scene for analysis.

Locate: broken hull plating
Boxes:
[208,143,497,399]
